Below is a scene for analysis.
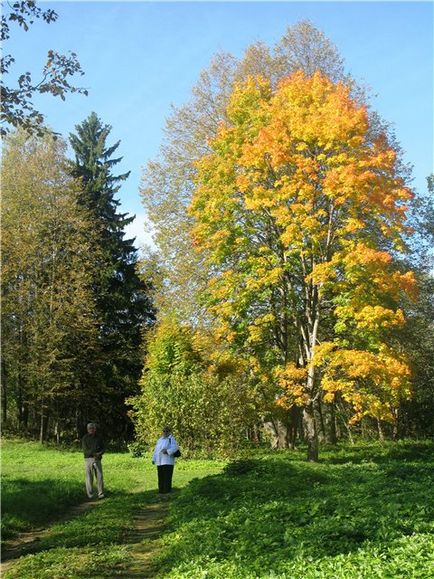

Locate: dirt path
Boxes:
[113,498,171,577]
[0,499,99,574]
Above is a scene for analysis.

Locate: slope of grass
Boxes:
[155,441,434,578]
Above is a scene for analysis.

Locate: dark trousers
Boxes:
[157,465,174,493]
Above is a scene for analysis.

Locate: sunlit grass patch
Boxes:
[3,545,129,578]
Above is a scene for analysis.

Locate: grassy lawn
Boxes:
[1,439,224,578]
[157,441,434,578]
[2,440,433,578]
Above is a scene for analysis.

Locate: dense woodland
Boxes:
[1,7,433,460]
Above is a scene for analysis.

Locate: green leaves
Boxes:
[130,321,256,456]
[157,442,434,578]
[1,130,99,438]
[1,2,86,136]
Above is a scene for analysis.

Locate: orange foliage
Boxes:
[190,70,416,425]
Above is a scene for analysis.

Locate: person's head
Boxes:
[87,422,97,435]
[162,425,171,437]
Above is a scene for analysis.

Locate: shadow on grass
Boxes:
[1,477,85,540]
[320,440,434,465]
[2,487,164,567]
[156,442,434,576]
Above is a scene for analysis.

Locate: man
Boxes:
[81,422,105,499]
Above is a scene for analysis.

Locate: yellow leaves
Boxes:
[189,68,417,429]
[308,262,336,285]
[247,325,264,344]
[280,224,301,247]
[313,345,412,423]
[345,243,393,267]
[272,71,369,152]
[296,142,308,152]
[354,306,405,330]
[344,217,365,234]
[276,363,308,406]
[245,267,282,291]
[235,173,250,193]
[226,75,272,127]
[246,313,276,343]
[192,71,414,283]
[312,341,336,365]
[395,270,417,300]
[322,377,353,403]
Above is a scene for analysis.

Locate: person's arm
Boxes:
[167,436,179,456]
[95,436,105,458]
[82,435,93,458]
[152,439,159,464]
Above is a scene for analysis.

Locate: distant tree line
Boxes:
[2,116,154,443]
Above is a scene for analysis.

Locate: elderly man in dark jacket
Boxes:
[81,422,105,499]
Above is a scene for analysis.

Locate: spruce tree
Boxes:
[69,112,154,439]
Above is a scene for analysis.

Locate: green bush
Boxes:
[130,321,256,456]
[127,441,147,458]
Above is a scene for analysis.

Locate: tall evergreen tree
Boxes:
[69,112,154,439]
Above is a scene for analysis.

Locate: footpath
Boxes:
[115,498,170,577]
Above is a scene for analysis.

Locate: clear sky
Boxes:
[5,1,433,247]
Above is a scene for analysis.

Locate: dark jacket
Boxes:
[81,433,105,458]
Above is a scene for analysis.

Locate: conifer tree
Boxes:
[69,112,154,438]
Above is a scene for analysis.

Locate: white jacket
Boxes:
[152,435,179,466]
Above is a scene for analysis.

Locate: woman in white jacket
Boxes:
[152,425,179,494]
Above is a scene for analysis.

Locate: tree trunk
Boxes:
[326,402,338,445]
[391,407,399,440]
[303,402,318,462]
[39,401,49,443]
[315,399,326,443]
[377,419,384,442]
[340,411,353,444]
[268,417,281,449]
[76,406,81,440]
[1,359,7,424]
[288,406,300,449]
[54,419,60,444]
[18,393,29,433]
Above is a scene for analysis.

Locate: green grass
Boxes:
[2,440,433,578]
[156,441,434,578]
[1,439,224,578]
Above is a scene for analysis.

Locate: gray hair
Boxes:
[87,422,97,430]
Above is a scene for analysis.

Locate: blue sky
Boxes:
[5,1,433,247]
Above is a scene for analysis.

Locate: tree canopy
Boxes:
[191,71,416,461]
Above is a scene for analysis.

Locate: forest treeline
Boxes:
[1,10,433,459]
[2,119,154,442]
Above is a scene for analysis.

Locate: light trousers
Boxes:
[84,458,104,498]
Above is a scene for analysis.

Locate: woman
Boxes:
[152,425,179,494]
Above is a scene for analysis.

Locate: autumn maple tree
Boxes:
[190,71,415,461]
